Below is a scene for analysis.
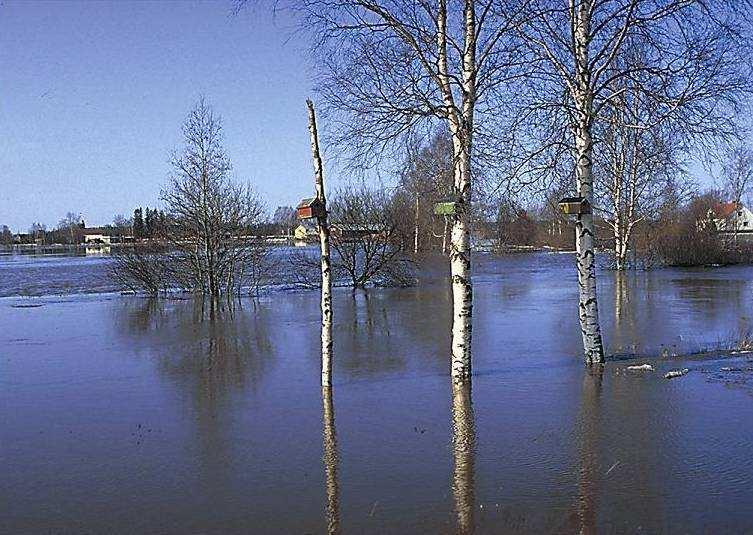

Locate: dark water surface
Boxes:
[2,253,753,533]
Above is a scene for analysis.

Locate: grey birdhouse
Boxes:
[297,197,326,220]
[558,197,591,216]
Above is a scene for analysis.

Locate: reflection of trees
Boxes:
[113,297,276,490]
[612,272,638,354]
[671,277,745,320]
[451,383,476,534]
[115,297,273,397]
[336,290,407,376]
[561,368,602,535]
[322,386,341,535]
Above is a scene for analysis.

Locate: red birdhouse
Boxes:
[297,197,326,220]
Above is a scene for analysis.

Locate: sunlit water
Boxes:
[2,252,753,533]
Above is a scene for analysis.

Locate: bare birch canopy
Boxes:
[514,0,751,164]
[291,1,527,169]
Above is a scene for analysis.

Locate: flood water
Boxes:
[2,252,753,533]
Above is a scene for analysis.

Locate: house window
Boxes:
[744,222,749,227]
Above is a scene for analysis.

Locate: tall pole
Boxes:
[307,99,334,386]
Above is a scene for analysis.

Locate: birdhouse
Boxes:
[558,197,591,216]
[434,200,458,216]
[297,197,326,220]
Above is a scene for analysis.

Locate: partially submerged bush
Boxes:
[109,244,172,295]
[329,185,416,288]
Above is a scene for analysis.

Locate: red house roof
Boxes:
[712,202,741,219]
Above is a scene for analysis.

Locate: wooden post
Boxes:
[307,99,334,386]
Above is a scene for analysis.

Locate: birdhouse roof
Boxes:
[558,196,588,204]
[297,197,322,209]
[712,201,742,219]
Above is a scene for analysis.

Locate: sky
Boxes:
[0,1,742,233]
[0,0,320,232]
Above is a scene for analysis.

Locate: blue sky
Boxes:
[0,0,319,231]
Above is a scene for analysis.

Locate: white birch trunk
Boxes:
[413,195,420,254]
[321,386,340,535]
[307,100,334,386]
[448,0,476,383]
[449,150,473,382]
[574,0,605,365]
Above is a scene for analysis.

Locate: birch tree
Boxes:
[594,79,679,270]
[292,0,526,383]
[307,100,335,387]
[517,0,751,364]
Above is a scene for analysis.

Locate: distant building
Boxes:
[83,228,112,244]
[81,227,133,245]
[330,223,384,242]
[294,222,318,245]
[710,202,753,238]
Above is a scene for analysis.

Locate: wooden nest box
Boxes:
[297,197,325,220]
[434,200,458,216]
[558,197,591,216]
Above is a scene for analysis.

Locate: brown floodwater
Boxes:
[2,252,753,533]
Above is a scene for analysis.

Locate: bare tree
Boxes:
[161,98,267,299]
[594,69,683,270]
[397,134,455,255]
[272,205,297,236]
[109,244,172,295]
[516,0,751,364]
[0,225,13,246]
[329,184,415,288]
[722,145,753,206]
[29,222,47,245]
[57,212,82,244]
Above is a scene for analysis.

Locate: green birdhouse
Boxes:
[434,201,458,216]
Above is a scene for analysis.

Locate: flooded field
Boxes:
[2,252,753,533]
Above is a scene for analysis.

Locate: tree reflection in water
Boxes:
[451,383,476,534]
[560,367,603,535]
[322,386,341,535]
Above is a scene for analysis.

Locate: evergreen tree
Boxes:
[145,207,154,238]
[133,208,145,239]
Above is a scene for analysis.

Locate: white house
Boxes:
[710,202,753,237]
[83,230,112,244]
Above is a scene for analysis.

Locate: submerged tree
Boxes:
[306,99,335,387]
[329,184,415,289]
[516,0,751,364]
[161,98,267,299]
